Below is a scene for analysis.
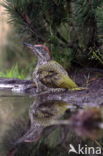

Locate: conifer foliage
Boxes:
[2,0,103,67]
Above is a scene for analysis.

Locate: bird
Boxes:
[29,99,73,124]
[13,99,72,145]
[24,43,84,93]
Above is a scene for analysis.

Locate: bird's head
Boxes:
[24,43,51,62]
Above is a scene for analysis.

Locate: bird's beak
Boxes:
[23,42,33,49]
[23,43,43,58]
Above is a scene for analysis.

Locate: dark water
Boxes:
[0,90,103,156]
[0,90,34,156]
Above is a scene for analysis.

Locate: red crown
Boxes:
[34,44,49,52]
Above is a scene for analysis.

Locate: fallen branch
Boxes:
[0,76,102,107]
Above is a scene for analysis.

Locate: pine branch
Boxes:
[43,16,68,44]
[14,8,45,42]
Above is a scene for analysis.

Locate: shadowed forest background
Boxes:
[0,0,103,79]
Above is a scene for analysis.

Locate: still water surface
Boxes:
[0,90,103,156]
[0,90,33,156]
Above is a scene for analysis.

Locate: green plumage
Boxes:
[32,100,69,126]
[38,60,78,89]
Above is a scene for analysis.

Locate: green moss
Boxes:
[0,64,26,79]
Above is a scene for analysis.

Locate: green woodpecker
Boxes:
[14,99,72,144]
[29,99,74,125]
[24,43,81,93]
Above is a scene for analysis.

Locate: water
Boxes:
[0,90,34,156]
[0,89,103,156]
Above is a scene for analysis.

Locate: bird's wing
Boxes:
[38,61,78,89]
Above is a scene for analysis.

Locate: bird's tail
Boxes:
[59,75,78,89]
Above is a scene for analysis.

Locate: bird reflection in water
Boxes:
[7,96,103,156]
[7,96,74,156]
[16,97,73,144]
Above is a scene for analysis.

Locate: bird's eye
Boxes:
[38,47,43,52]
